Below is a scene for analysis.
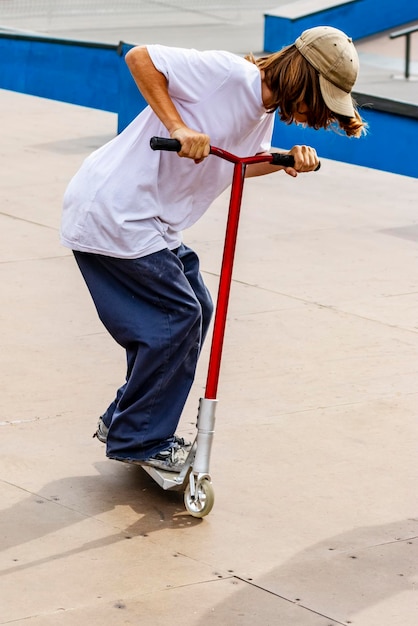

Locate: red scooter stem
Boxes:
[205,159,246,399]
[205,148,291,399]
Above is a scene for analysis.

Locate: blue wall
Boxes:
[0,34,122,112]
[271,107,418,178]
[116,42,147,133]
[264,0,418,50]
[0,35,146,133]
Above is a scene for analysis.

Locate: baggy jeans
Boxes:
[73,244,213,461]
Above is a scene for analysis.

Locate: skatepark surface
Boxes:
[0,3,417,624]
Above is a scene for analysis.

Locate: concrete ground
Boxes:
[1,3,417,625]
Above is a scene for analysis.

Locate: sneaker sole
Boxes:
[108,456,185,473]
[95,431,192,449]
[140,458,185,473]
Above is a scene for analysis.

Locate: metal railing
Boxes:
[390,24,418,79]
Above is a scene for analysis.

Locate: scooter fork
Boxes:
[183,397,217,517]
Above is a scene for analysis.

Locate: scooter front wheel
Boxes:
[184,478,215,518]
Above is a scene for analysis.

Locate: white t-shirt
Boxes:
[60,45,275,259]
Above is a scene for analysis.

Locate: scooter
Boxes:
[145,137,304,517]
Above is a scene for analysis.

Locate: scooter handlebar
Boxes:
[149,136,320,170]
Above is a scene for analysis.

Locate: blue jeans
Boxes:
[73,245,213,461]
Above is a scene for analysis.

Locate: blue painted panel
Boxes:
[265,3,357,50]
[0,37,120,111]
[117,42,148,134]
[271,109,418,178]
[264,0,418,50]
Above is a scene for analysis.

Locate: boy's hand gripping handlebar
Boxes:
[149,136,320,170]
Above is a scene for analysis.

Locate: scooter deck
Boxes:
[141,464,189,490]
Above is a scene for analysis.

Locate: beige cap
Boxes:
[295,26,359,118]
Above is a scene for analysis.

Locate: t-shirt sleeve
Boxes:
[258,115,275,153]
[146,45,233,103]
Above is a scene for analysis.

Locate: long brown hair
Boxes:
[246,45,366,138]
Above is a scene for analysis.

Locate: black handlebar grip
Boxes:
[271,153,295,167]
[271,152,321,171]
[150,137,182,152]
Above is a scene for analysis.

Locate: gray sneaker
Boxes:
[110,441,190,473]
[169,435,193,449]
[140,441,190,472]
[92,417,108,443]
[93,417,192,449]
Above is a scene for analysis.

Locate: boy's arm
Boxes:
[245,145,319,178]
[125,46,210,161]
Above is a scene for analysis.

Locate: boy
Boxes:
[61,26,366,471]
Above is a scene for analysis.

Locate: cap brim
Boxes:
[319,74,356,118]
